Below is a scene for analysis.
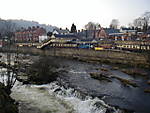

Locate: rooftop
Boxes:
[104,28,120,34]
[54,34,78,38]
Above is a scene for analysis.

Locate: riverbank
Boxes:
[0,46,150,69]
[0,82,18,113]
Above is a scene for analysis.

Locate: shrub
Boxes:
[28,57,59,84]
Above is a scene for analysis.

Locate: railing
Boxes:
[37,39,54,49]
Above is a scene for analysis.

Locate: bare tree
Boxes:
[0,53,19,94]
[85,22,101,30]
[0,20,17,41]
[142,11,150,24]
[0,20,18,94]
[84,22,101,38]
[4,20,17,41]
[110,19,119,29]
[70,23,77,33]
[133,17,145,29]
[133,12,150,32]
[128,23,134,29]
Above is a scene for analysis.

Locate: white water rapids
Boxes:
[0,70,122,113]
[0,71,121,113]
[0,53,123,113]
[10,81,121,113]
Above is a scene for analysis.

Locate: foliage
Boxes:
[0,19,16,38]
[110,19,119,29]
[133,11,150,32]
[0,53,18,94]
[70,23,77,33]
[47,31,53,37]
[85,22,101,30]
[0,83,18,113]
[84,22,101,38]
[28,57,59,84]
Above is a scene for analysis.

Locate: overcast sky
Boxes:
[0,0,150,29]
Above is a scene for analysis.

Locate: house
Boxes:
[94,28,107,39]
[104,28,122,40]
[104,28,120,36]
[0,36,8,47]
[52,28,70,35]
[76,30,87,39]
[104,28,132,41]
[77,28,107,39]
[52,30,59,35]
[75,38,98,48]
[39,35,48,43]
[120,27,137,35]
[50,34,79,43]
[44,34,79,48]
[77,38,98,44]
[15,26,46,43]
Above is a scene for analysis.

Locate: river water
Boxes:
[11,81,122,113]
[0,53,150,113]
[57,58,150,113]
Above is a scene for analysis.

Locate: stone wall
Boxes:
[0,47,149,68]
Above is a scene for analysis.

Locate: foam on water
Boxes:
[28,82,122,113]
[0,68,16,86]
[0,74,123,113]
[0,53,123,113]
[69,70,87,74]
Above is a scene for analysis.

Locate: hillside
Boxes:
[0,18,58,36]
[10,19,58,32]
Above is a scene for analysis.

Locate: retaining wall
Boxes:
[0,47,149,68]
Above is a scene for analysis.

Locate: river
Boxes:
[0,53,150,113]
[11,81,121,113]
[57,58,150,113]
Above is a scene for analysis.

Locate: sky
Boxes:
[0,0,150,29]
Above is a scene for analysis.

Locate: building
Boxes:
[104,28,121,40]
[120,28,137,35]
[52,28,70,35]
[50,34,79,43]
[39,35,48,43]
[104,28,132,41]
[77,28,107,39]
[0,39,3,47]
[94,28,107,39]
[39,34,79,48]
[104,28,120,35]
[15,26,46,43]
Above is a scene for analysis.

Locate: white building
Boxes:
[39,35,48,43]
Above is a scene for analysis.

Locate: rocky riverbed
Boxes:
[55,57,150,113]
